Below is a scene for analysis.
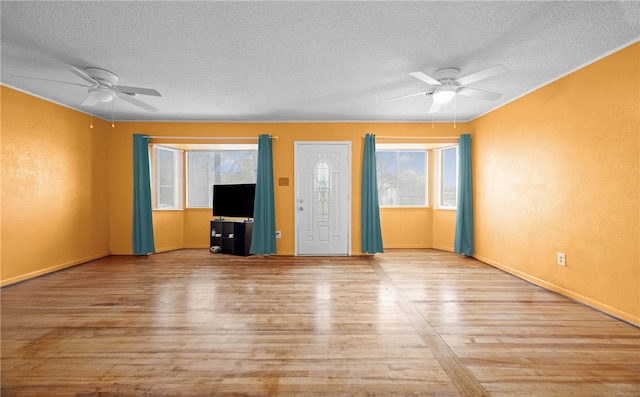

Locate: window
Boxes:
[153,145,183,210]
[436,146,458,208]
[376,148,427,207]
[187,149,257,208]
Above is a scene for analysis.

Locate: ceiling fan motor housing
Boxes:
[85,67,119,86]
[434,68,461,89]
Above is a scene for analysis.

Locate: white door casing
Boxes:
[295,142,351,256]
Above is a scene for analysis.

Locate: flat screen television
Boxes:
[212,183,256,219]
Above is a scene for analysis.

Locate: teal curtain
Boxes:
[454,134,474,256]
[132,134,156,255]
[361,134,384,254]
[249,135,277,255]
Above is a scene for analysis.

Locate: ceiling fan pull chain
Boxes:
[453,95,457,129]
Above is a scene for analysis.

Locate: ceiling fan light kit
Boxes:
[88,87,114,103]
[433,87,456,104]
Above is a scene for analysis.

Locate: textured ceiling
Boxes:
[1,1,639,122]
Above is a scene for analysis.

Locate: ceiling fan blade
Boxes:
[69,66,99,85]
[115,85,161,97]
[387,91,429,101]
[427,100,441,114]
[119,94,159,112]
[456,64,507,86]
[81,93,98,107]
[409,72,441,86]
[457,87,502,101]
[14,75,92,88]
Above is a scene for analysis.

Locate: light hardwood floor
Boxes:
[1,249,638,396]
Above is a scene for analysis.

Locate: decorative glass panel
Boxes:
[316,162,330,222]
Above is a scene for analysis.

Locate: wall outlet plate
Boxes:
[557,252,566,266]
[275,231,282,239]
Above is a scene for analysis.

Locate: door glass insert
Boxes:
[316,162,330,222]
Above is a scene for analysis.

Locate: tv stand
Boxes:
[210,219,253,256]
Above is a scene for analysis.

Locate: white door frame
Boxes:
[294,141,351,256]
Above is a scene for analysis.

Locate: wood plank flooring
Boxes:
[1,249,638,396]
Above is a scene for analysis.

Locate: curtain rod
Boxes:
[364,135,459,140]
[148,135,278,140]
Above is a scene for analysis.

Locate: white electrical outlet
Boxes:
[557,252,566,266]
[275,231,282,239]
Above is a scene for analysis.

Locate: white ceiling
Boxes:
[1,1,639,122]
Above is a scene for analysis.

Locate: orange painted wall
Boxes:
[432,210,456,251]
[107,122,461,256]
[1,87,111,285]
[153,210,184,252]
[380,208,433,248]
[183,209,211,249]
[470,42,639,324]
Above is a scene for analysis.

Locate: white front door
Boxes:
[295,142,351,256]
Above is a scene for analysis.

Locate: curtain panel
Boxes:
[249,135,277,255]
[132,134,156,255]
[361,134,384,254]
[454,133,474,256]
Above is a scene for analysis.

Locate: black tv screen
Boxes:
[212,183,256,219]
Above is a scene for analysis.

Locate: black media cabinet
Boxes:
[210,219,253,256]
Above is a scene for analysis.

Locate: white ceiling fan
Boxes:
[389,64,507,113]
[18,66,162,112]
